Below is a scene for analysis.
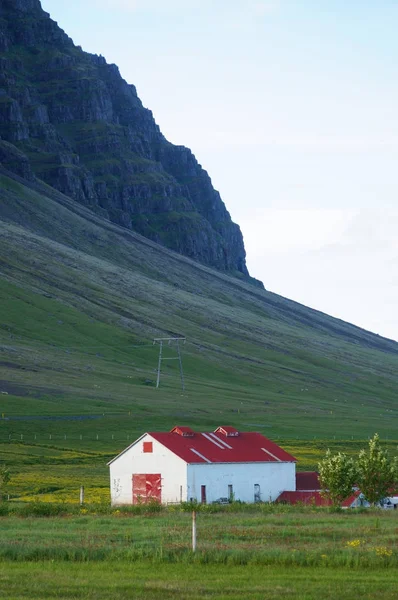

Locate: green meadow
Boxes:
[0,508,397,599]
[2,561,397,600]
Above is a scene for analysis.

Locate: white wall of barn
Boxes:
[109,434,187,505]
[187,461,296,503]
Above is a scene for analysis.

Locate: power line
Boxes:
[153,337,186,391]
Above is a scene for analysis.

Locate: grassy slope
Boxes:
[0,169,397,499]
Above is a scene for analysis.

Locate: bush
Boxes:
[19,502,71,517]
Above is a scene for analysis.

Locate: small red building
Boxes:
[277,471,365,508]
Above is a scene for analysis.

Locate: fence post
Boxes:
[80,486,84,505]
[192,510,197,552]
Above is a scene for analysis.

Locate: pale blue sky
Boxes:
[42,0,398,340]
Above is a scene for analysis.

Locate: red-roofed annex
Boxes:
[276,489,365,508]
[108,425,297,505]
[277,473,372,508]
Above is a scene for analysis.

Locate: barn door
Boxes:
[132,473,161,504]
[146,474,162,502]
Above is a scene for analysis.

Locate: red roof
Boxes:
[341,490,362,507]
[148,426,297,464]
[277,489,362,508]
[277,491,332,506]
[296,472,320,491]
[215,426,239,437]
[170,426,194,437]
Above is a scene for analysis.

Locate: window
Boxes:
[254,484,261,503]
[201,485,207,504]
[228,484,233,501]
[143,441,153,453]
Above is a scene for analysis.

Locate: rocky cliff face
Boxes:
[0,0,258,282]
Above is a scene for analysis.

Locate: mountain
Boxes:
[1,168,398,444]
[1,0,398,449]
[0,0,254,281]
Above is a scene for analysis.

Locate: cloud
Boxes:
[240,208,356,255]
[243,208,398,340]
[338,210,398,251]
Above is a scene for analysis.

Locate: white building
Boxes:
[108,425,296,505]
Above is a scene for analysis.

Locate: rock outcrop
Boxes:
[0,0,259,282]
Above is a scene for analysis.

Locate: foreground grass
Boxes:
[1,562,397,600]
[1,507,397,598]
[0,508,397,567]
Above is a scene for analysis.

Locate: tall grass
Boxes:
[0,506,397,568]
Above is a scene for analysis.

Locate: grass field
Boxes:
[2,436,397,503]
[1,562,398,600]
[2,562,398,600]
[0,508,397,599]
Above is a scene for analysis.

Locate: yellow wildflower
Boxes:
[346,539,361,548]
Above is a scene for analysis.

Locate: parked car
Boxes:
[380,497,398,509]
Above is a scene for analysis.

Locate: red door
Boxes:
[132,474,161,504]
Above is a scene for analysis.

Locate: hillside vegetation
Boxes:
[1,168,397,443]
[1,168,398,500]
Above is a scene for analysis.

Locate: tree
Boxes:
[357,434,398,506]
[0,466,10,501]
[318,450,358,506]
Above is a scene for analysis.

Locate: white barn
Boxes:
[108,425,296,505]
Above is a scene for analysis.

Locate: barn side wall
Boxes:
[109,435,187,505]
[187,461,296,503]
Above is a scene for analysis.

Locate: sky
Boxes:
[41,0,398,341]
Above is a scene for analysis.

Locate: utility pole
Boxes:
[153,337,186,391]
[192,510,197,552]
[156,339,163,389]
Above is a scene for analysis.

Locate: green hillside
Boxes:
[0,169,397,500]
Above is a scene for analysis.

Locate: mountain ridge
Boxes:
[0,0,257,281]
